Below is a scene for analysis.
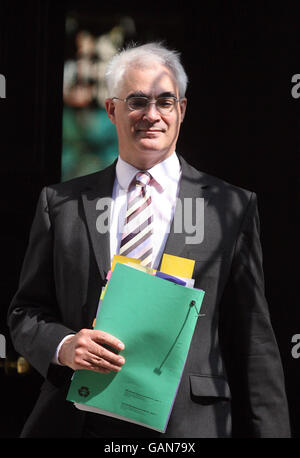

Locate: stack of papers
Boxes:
[66,254,205,433]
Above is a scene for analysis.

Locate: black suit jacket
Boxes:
[7,155,291,437]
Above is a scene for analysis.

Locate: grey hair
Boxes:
[105,42,188,98]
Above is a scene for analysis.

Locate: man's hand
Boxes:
[58,329,125,373]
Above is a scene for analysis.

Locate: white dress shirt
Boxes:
[110,152,181,269]
[53,152,181,363]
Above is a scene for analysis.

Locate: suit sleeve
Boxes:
[7,187,75,379]
[219,192,291,437]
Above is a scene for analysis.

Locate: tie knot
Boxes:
[134,171,152,187]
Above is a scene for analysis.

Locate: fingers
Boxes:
[92,329,125,352]
[67,329,126,373]
[88,342,125,366]
[85,350,125,373]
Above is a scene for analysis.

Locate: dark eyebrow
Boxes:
[126,91,148,99]
[126,91,177,99]
[158,92,177,98]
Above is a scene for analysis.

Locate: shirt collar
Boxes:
[116,152,181,191]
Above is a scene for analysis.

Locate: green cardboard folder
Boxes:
[67,263,205,432]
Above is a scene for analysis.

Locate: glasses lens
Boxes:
[156,97,176,113]
[127,97,148,110]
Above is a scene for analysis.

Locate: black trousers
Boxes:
[82,412,162,438]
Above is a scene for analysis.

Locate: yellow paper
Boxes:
[160,253,195,279]
[111,255,141,271]
[126,262,156,275]
[100,284,108,299]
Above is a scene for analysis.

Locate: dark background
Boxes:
[0,0,299,438]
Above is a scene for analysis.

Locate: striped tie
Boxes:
[119,171,153,267]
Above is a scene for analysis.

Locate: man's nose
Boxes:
[143,102,161,122]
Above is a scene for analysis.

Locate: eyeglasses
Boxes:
[112,96,179,114]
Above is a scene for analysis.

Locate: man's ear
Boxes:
[105,98,116,124]
[179,98,187,123]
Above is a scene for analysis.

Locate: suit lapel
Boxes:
[159,155,210,266]
[81,162,116,280]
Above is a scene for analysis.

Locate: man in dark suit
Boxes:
[8,42,290,438]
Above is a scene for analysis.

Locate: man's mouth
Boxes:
[137,128,161,131]
[136,128,165,134]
